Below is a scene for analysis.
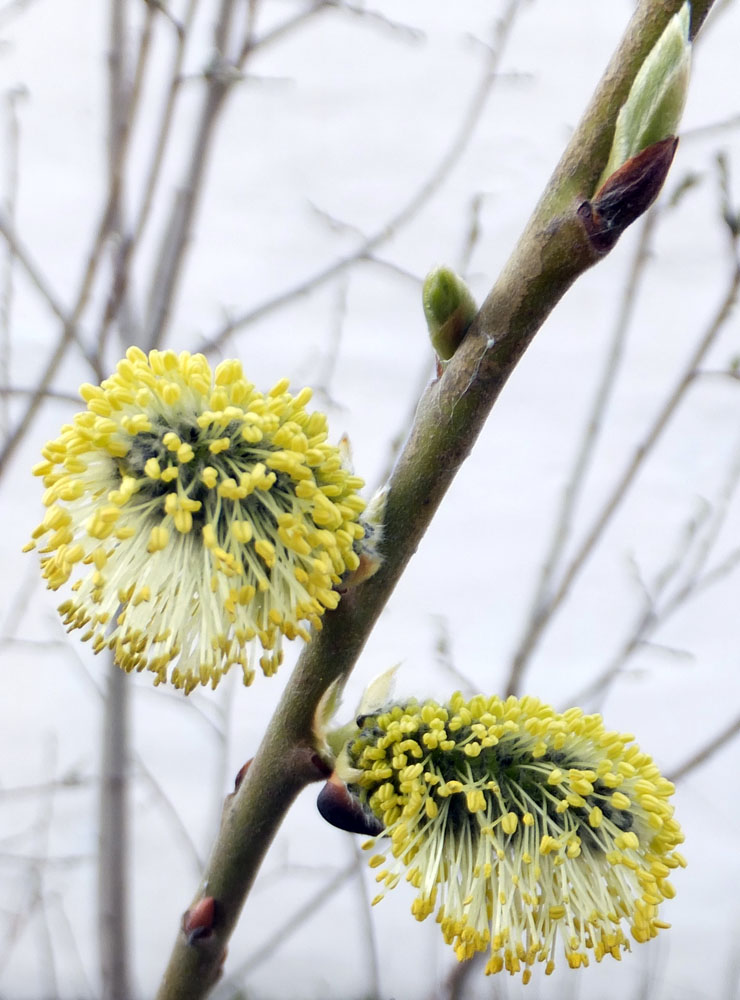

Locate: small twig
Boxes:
[0,736,62,994]
[0,383,81,403]
[668,711,740,781]
[0,774,96,799]
[0,211,73,331]
[432,615,478,695]
[239,0,332,59]
[507,208,658,696]
[568,452,740,708]
[458,191,486,276]
[145,0,245,347]
[135,757,206,872]
[0,145,127,478]
[210,862,356,997]
[44,891,97,1000]
[506,259,740,695]
[310,277,348,404]
[440,953,486,1000]
[94,0,158,360]
[131,0,200,247]
[0,850,92,867]
[0,87,23,438]
[352,837,380,1000]
[683,111,740,141]
[329,0,425,43]
[198,0,525,354]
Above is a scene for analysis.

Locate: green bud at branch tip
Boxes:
[599,2,691,191]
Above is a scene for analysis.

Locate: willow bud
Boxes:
[599,2,691,190]
[422,267,477,363]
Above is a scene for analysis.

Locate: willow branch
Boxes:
[98,4,132,997]
[156,2,718,997]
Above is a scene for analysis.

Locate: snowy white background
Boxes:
[1,1,739,998]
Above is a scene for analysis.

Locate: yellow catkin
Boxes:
[338,692,685,984]
[28,348,367,692]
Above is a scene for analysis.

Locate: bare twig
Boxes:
[505,259,740,695]
[351,837,381,1000]
[668,711,740,781]
[0,87,22,438]
[144,0,245,347]
[0,211,72,331]
[0,137,127,477]
[94,0,158,359]
[0,383,81,404]
[198,0,526,355]
[506,209,659,696]
[211,862,356,997]
[135,756,206,873]
[131,0,200,247]
[569,435,740,707]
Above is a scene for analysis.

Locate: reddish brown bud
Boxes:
[233,758,253,793]
[182,896,217,944]
[316,775,384,836]
[579,136,678,253]
[310,752,333,778]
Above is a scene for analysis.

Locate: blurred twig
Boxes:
[668,710,740,781]
[211,861,356,998]
[198,0,525,355]
[506,208,658,696]
[570,435,740,707]
[97,4,133,997]
[0,87,22,439]
[506,242,740,696]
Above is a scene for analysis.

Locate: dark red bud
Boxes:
[579,136,678,253]
[310,752,333,778]
[182,896,217,944]
[317,775,384,836]
[233,758,253,793]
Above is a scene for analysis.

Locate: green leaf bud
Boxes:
[599,2,691,190]
[422,266,478,362]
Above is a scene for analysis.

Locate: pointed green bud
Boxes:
[599,2,691,190]
[422,267,478,362]
[323,665,398,760]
